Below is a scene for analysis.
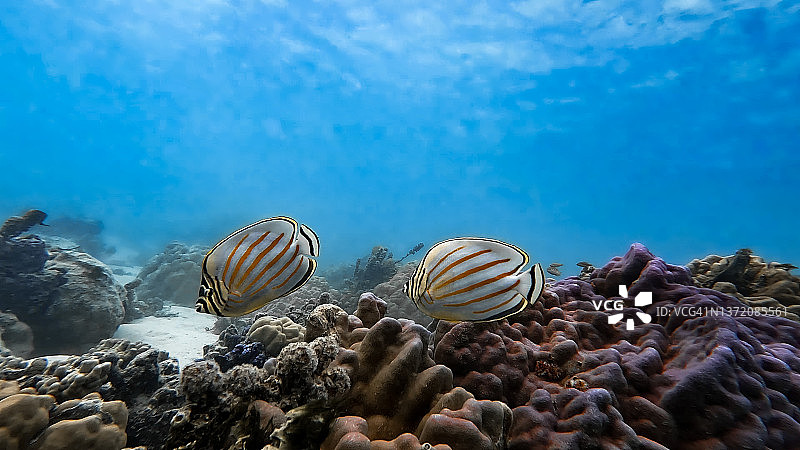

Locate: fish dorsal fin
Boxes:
[297,223,320,257]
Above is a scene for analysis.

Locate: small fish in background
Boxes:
[775,263,798,271]
[549,262,563,267]
[397,242,425,264]
[196,216,320,317]
[547,266,562,277]
[403,237,545,322]
[577,261,595,279]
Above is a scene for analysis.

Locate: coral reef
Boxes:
[203,323,266,371]
[432,243,800,449]
[688,248,800,321]
[264,335,350,410]
[0,338,182,449]
[133,242,209,309]
[353,292,387,328]
[2,240,798,450]
[334,317,453,441]
[169,334,349,449]
[0,381,128,449]
[331,246,398,313]
[258,276,345,325]
[323,387,511,450]
[203,315,306,372]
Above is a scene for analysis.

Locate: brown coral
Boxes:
[335,317,454,441]
[323,388,512,450]
[0,392,54,448]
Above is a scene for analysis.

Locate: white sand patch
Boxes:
[113,305,218,369]
[108,263,141,286]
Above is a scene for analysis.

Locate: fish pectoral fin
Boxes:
[516,263,545,303]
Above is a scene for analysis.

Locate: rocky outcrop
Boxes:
[133,242,208,309]
[0,311,34,358]
[0,210,126,355]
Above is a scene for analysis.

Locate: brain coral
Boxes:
[433,243,800,449]
[247,315,306,356]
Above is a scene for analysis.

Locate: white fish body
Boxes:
[403,237,545,322]
[196,216,319,317]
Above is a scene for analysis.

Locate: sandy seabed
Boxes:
[113,305,217,368]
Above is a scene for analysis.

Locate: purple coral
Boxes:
[432,243,800,449]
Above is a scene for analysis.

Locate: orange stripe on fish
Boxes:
[231,231,272,288]
[436,266,517,298]
[241,234,293,295]
[251,245,299,293]
[235,232,284,290]
[428,245,464,277]
[473,292,522,315]
[273,256,304,290]
[443,279,520,307]
[429,248,492,285]
[433,258,511,292]
[223,234,249,284]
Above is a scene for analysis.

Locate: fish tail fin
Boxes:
[516,263,545,303]
[296,224,320,256]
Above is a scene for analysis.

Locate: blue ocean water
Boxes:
[1,1,798,270]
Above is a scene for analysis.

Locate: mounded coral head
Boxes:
[266,335,351,411]
[305,304,364,346]
[247,315,305,356]
[335,317,454,441]
[180,360,224,407]
[0,392,55,448]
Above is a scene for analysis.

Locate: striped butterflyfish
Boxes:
[403,237,545,322]
[196,216,320,317]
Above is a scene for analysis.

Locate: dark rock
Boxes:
[0,311,34,358]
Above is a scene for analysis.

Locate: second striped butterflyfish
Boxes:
[403,237,545,322]
[196,216,320,317]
